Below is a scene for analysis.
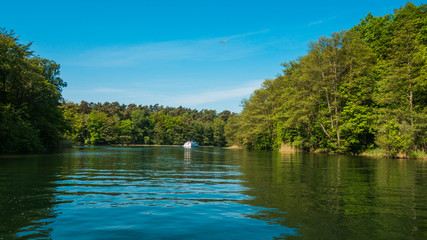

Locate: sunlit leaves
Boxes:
[225,2,427,156]
[0,28,66,152]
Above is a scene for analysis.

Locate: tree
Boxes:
[0,28,67,152]
[0,104,42,152]
[225,2,426,156]
[376,120,413,158]
[376,3,426,125]
[119,119,134,144]
[87,110,108,144]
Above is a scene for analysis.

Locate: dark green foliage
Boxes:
[61,101,231,147]
[0,104,42,152]
[376,120,414,158]
[225,2,427,157]
[0,28,67,153]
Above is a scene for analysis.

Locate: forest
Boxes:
[1,2,426,158]
[0,28,232,152]
[61,101,232,147]
[0,28,67,153]
[224,2,427,157]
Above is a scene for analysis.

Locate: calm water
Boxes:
[1,147,427,239]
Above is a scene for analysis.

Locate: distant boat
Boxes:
[183,140,199,148]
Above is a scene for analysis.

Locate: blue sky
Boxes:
[1,0,424,113]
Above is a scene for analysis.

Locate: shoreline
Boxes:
[72,144,427,160]
[225,144,427,160]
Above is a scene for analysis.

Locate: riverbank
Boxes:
[71,143,427,160]
[226,144,427,160]
[360,149,427,160]
[111,144,182,147]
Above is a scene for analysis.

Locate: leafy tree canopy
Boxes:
[0,28,67,153]
[225,2,427,157]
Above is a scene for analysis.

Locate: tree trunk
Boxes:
[325,92,334,128]
[407,56,414,126]
[314,118,332,139]
[333,60,341,146]
[322,71,334,129]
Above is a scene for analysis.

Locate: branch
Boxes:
[313,117,332,139]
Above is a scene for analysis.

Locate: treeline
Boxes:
[224,2,427,157]
[2,2,426,157]
[0,26,233,153]
[0,28,67,153]
[61,101,233,147]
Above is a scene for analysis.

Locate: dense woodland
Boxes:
[0,28,67,153]
[1,2,426,157]
[61,101,232,147]
[225,2,427,157]
[0,28,232,152]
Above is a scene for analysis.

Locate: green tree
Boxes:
[227,2,426,156]
[131,109,151,144]
[0,104,42,152]
[376,120,414,157]
[376,3,426,125]
[87,110,108,144]
[0,28,67,152]
[212,118,226,146]
[119,119,134,144]
[61,101,85,144]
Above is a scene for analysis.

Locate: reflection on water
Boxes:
[238,152,427,240]
[0,154,61,240]
[184,148,192,164]
[1,147,427,239]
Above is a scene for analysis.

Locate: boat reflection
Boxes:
[184,148,192,163]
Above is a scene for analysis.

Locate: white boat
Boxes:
[183,140,199,148]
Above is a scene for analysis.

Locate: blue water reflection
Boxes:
[5,146,426,239]
[3,146,296,239]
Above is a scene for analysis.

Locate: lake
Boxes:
[1,146,426,239]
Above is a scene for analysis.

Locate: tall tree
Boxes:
[0,28,67,152]
[225,2,426,156]
[387,3,426,125]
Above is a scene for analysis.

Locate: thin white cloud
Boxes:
[63,30,270,68]
[225,29,270,40]
[167,80,263,106]
[307,16,337,26]
[63,80,263,112]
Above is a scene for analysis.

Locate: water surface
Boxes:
[1,146,426,239]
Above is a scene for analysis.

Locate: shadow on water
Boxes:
[235,150,427,240]
[0,153,64,240]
